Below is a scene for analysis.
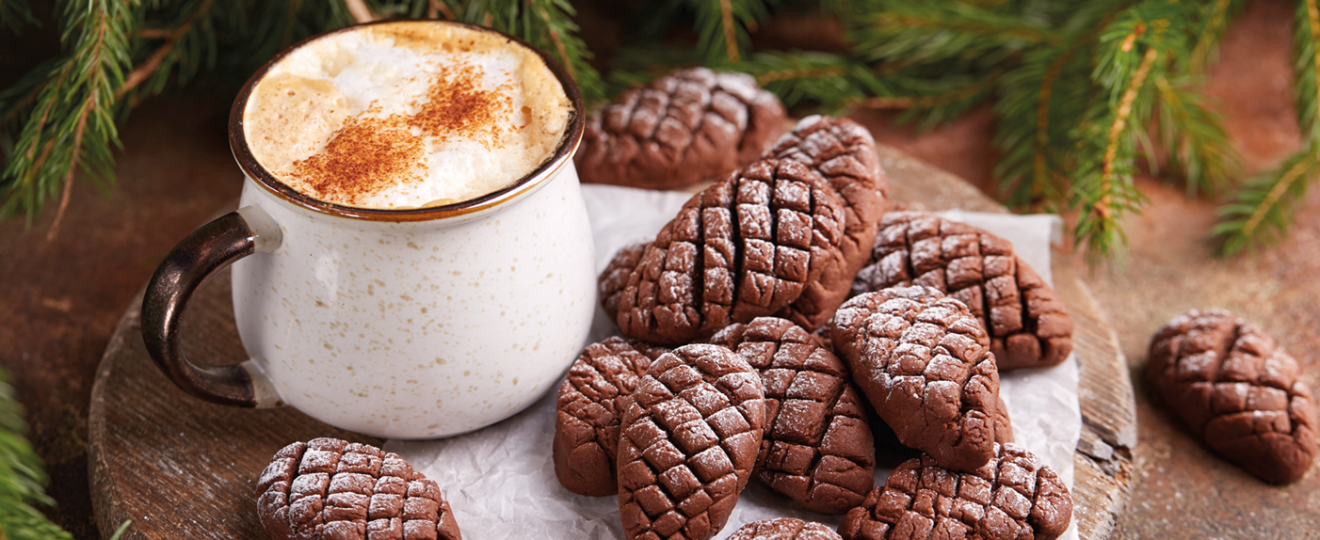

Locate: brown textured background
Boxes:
[1,0,1315,537]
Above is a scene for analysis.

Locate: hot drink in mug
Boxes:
[142,20,595,439]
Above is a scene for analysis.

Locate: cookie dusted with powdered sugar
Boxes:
[554,337,671,496]
[768,116,888,331]
[838,443,1071,540]
[576,68,786,190]
[256,438,462,540]
[711,317,875,514]
[615,159,847,345]
[617,344,767,540]
[1148,309,1317,484]
[852,212,1072,371]
[829,286,1002,472]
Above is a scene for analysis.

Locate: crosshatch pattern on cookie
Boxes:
[838,443,1071,540]
[768,116,888,331]
[555,337,672,496]
[576,67,786,190]
[711,317,876,514]
[256,438,462,540]
[1148,309,1318,484]
[601,243,651,320]
[617,344,767,540]
[616,159,846,345]
[829,287,1002,472]
[852,212,1072,371]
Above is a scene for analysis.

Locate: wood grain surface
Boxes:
[88,144,1134,539]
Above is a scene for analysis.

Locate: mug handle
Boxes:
[141,206,283,408]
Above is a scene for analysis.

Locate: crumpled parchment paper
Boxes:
[388,184,1081,540]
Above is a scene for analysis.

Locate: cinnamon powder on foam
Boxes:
[289,63,514,207]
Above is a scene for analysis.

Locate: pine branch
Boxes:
[846,0,1054,70]
[1076,45,1159,259]
[0,0,36,33]
[991,2,1134,211]
[1213,0,1320,254]
[1154,75,1237,197]
[1213,146,1320,255]
[717,49,996,127]
[992,44,1090,209]
[688,0,773,64]
[1188,0,1240,73]
[1071,0,1196,261]
[732,50,873,110]
[0,369,71,540]
[720,0,738,62]
[118,0,220,103]
[0,0,133,232]
[1297,0,1320,143]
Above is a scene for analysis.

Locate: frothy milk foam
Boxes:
[243,22,573,209]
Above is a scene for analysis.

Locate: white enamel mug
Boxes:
[141,20,594,439]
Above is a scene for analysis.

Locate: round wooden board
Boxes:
[89,143,1135,539]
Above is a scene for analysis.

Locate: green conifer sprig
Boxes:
[1154,75,1236,197]
[991,43,1092,209]
[0,369,131,539]
[1213,0,1320,255]
[0,0,36,34]
[690,0,771,64]
[1070,0,1188,259]
[0,0,134,236]
[1187,0,1244,73]
[1213,147,1320,255]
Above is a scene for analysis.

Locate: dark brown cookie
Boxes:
[576,67,786,190]
[710,317,875,514]
[852,212,1073,371]
[617,344,767,540]
[554,337,671,496]
[1147,309,1318,484]
[616,159,847,345]
[838,443,1071,540]
[768,116,888,331]
[256,438,462,540]
[728,518,842,540]
[602,243,651,320]
[828,286,1002,472]
[993,395,1014,444]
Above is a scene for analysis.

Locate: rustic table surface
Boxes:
[4,1,1318,538]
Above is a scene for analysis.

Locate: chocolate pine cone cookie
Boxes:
[767,116,888,331]
[617,344,768,540]
[838,443,1072,540]
[602,243,651,320]
[852,212,1073,371]
[257,438,462,540]
[729,518,843,540]
[555,337,671,496]
[829,286,1002,472]
[616,159,847,345]
[576,67,786,190]
[710,317,875,514]
[1148,309,1318,484]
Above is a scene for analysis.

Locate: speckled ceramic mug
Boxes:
[141,21,593,439]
